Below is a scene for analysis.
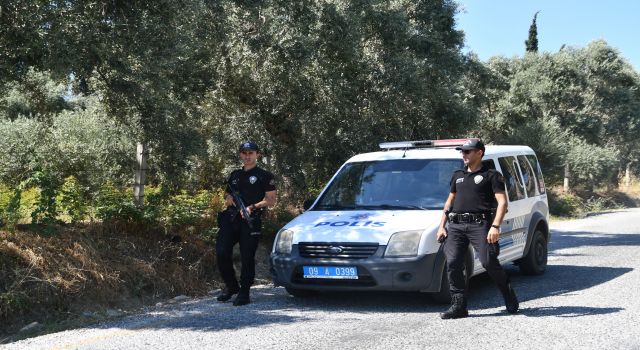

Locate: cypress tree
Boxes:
[525,11,540,53]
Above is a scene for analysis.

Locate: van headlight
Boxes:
[385,230,422,257]
[274,229,294,255]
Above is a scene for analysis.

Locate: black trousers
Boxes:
[216,208,261,292]
[444,220,509,295]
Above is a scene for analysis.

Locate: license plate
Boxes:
[303,266,358,279]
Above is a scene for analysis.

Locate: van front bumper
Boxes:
[270,245,444,292]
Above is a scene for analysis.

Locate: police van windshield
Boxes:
[313,159,463,210]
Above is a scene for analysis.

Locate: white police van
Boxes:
[270,139,549,301]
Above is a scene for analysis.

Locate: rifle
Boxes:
[229,187,254,230]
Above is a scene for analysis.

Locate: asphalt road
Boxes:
[5,209,640,350]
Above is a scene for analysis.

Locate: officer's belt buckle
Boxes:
[452,213,485,223]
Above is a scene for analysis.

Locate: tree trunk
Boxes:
[134,142,148,207]
[624,161,636,189]
[563,163,570,192]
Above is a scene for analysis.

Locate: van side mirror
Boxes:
[303,198,315,211]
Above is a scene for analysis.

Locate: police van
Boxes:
[270,139,549,302]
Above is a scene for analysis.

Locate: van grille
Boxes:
[298,242,379,259]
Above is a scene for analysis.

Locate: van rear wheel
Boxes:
[519,229,548,275]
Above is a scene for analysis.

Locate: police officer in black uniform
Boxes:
[216,141,277,306]
[436,139,518,319]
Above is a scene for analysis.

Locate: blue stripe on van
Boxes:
[499,237,513,248]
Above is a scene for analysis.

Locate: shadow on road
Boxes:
[76,228,636,333]
[98,262,631,334]
[549,230,640,252]
[471,306,625,318]
[466,264,631,317]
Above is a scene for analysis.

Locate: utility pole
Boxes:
[624,161,636,189]
[134,142,148,207]
[563,163,570,192]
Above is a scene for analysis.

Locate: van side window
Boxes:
[517,155,537,197]
[525,154,546,194]
[498,156,525,201]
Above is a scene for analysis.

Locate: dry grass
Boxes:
[0,223,220,337]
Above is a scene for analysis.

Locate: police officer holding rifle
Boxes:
[436,139,518,319]
[216,141,277,306]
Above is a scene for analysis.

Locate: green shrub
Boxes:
[0,184,10,226]
[58,176,89,223]
[162,190,208,227]
[94,181,142,223]
[25,170,60,231]
[548,191,583,217]
[1,187,22,230]
[583,196,624,213]
[141,186,167,224]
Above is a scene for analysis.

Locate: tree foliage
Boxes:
[0,96,134,189]
[1,0,639,210]
[475,41,640,188]
[205,0,471,198]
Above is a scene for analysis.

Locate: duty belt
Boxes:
[448,212,490,224]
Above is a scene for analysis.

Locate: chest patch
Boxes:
[474,175,484,184]
[456,178,464,184]
[249,176,258,184]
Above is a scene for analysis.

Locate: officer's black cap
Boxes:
[455,138,485,152]
[239,141,260,152]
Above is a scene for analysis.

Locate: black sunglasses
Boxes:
[460,149,476,154]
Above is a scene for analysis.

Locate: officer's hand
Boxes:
[487,227,500,244]
[224,194,234,207]
[241,205,252,219]
[436,227,448,243]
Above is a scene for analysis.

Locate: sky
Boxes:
[455,0,640,70]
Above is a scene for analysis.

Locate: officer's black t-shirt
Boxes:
[226,166,276,209]
[450,165,505,213]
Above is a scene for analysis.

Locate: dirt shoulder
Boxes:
[0,223,276,339]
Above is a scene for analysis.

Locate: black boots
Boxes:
[216,286,240,302]
[440,293,468,319]
[217,286,251,306]
[232,290,251,306]
[500,282,519,314]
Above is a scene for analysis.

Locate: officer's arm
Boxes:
[251,190,277,211]
[492,192,507,227]
[440,193,456,228]
[436,193,455,241]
